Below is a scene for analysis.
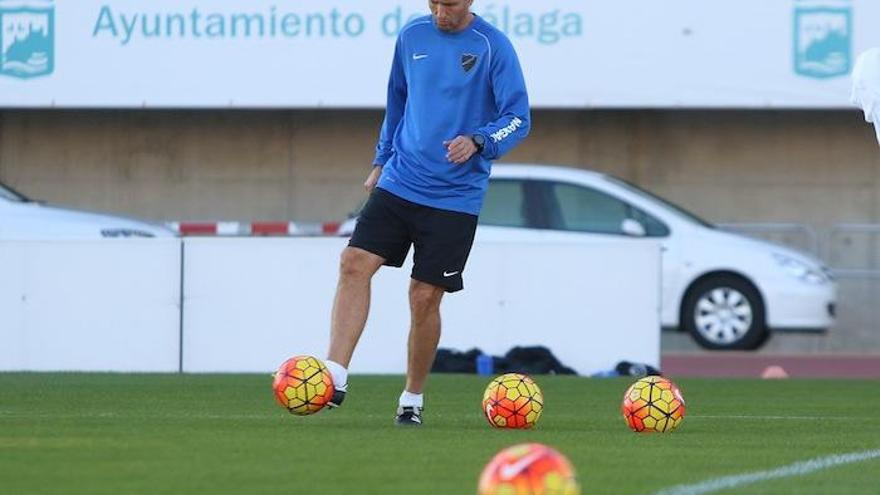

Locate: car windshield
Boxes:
[603,175,715,228]
[0,182,28,203]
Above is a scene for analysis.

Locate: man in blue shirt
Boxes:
[323,0,530,426]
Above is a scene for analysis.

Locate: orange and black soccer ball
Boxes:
[482,373,544,429]
[478,443,580,495]
[622,375,686,433]
[272,355,335,416]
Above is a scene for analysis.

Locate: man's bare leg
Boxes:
[325,247,384,405]
[396,279,444,425]
[405,279,445,393]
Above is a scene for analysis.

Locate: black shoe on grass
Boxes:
[395,406,423,426]
[327,388,346,409]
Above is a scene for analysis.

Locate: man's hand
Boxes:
[364,165,382,192]
[443,136,478,165]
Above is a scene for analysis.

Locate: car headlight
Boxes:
[772,253,828,285]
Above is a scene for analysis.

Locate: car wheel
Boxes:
[682,275,769,350]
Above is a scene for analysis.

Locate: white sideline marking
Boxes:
[692,415,858,421]
[652,449,880,495]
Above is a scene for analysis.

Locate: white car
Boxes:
[341,164,836,350]
[0,182,175,239]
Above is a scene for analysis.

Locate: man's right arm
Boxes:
[373,37,408,167]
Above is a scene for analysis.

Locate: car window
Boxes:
[549,182,631,234]
[630,207,670,237]
[544,181,669,237]
[480,180,528,228]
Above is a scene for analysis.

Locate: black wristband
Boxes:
[471,134,486,154]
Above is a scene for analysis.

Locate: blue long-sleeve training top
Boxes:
[373,14,531,216]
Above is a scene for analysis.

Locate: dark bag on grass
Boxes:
[497,346,577,375]
[614,360,662,377]
[431,348,482,373]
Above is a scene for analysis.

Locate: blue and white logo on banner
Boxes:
[793,3,852,79]
[0,0,54,79]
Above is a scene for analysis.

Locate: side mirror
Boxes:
[621,218,646,237]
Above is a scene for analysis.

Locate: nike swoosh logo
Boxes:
[499,451,546,480]
[412,53,428,60]
[443,271,459,277]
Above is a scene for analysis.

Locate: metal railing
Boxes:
[827,223,880,278]
[716,222,880,352]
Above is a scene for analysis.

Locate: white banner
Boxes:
[1,0,877,108]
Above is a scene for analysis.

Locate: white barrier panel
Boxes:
[183,237,659,375]
[0,240,182,372]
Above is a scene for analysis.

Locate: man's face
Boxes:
[429,0,473,32]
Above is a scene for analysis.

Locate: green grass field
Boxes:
[1,374,878,494]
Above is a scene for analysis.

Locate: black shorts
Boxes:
[348,188,478,293]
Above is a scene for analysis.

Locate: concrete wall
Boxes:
[0,110,378,221]
[2,109,879,353]
[2,110,878,227]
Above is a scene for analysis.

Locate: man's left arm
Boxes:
[475,37,531,160]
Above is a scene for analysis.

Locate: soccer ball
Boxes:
[478,443,580,495]
[482,373,544,429]
[621,375,686,433]
[272,355,335,415]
